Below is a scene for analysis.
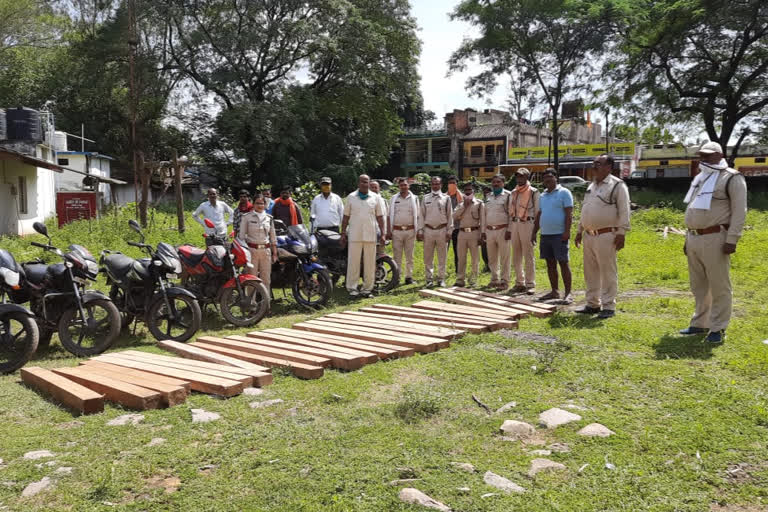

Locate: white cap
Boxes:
[699,141,723,154]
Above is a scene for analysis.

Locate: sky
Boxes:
[409,0,509,119]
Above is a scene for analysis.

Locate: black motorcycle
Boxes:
[101,220,202,342]
[16,222,120,356]
[0,249,39,373]
[315,229,399,294]
[271,221,332,308]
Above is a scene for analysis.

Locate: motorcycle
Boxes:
[0,249,39,373]
[314,226,399,294]
[15,222,120,356]
[177,219,270,326]
[272,220,332,308]
[101,220,202,342]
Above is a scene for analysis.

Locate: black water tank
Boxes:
[6,107,42,142]
[0,109,6,140]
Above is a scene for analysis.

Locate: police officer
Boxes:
[508,168,540,294]
[482,174,512,290]
[240,193,278,290]
[418,176,453,288]
[388,178,419,285]
[453,182,484,288]
[679,141,747,343]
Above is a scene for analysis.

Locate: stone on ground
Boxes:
[54,467,73,475]
[529,458,567,477]
[539,408,581,428]
[249,399,284,409]
[457,487,470,493]
[548,443,571,453]
[243,387,264,396]
[147,438,166,447]
[495,401,517,414]
[483,471,526,494]
[499,420,536,439]
[450,462,476,473]
[22,450,54,460]
[107,414,144,426]
[577,423,615,437]
[398,488,451,511]
[191,409,220,423]
[21,477,53,497]
[529,449,552,456]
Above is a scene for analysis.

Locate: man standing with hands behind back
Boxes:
[388,178,419,285]
[509,168,540,294]
[418,176,453,288]
[574,154,631,319]
[310,177,344,232]
[679,141,747,344]
[483,174,512,290]
[341,174,385,298]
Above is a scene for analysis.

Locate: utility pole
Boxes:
[173,150,185,233]
[128,0,139,221]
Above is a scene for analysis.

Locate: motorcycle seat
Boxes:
[22,263,48,285]
[178,245,206,267]
[104,253,135,278]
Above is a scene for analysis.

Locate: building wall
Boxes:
[0,158,56,236]
[55,153,113,204]
[460,138,506,179]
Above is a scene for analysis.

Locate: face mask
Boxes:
[448,183,458,195]
[357,191,369,200]
[492,187,503,196]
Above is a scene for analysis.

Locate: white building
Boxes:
[55,150,116,206]
[0,145,58,236]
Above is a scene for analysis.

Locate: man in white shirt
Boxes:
[310,177,344,232]
[192,188,234,245]
[341,175,385,298]
[387,178,419,285]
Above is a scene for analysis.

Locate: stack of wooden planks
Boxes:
[20,343,273,415]
[419,287,556,318]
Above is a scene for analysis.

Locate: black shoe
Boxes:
[360,291,374,299]
[597,309,615,319]
[679,326,708,335]
[575,306,601,315]
[404,277,413,285]
[705,330,725,344]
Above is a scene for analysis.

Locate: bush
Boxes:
[394,384,444,423]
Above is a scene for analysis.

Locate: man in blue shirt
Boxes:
[532,169,574,303]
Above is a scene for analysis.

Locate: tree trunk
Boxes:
[137,152,150,227]
[173,150,185,233]
[552,111,560,171]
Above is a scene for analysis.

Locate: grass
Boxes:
[1,193,768,511]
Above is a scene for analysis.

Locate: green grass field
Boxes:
[1,194,767,511]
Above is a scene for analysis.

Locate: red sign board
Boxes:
[56,192,98,227]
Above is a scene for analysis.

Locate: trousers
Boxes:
[583,232,618,310]
[456,230,481,284]
[686,230,732,331]
[391,229,416,279]
[247,248,272,290]
[486,229,511,285]
[347,241,376,293]
[510,221,535,288]
[423,229,448,281]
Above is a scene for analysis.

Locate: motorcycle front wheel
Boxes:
[58,299,121,356]
[374,255,400,294]
[0,311,39,374]
[220,281,270,326]
[293,267,332,308]
[146,294,201,342]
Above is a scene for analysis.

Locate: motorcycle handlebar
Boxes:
[30,241,48,249]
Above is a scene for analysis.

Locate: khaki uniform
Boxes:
[419,191,453,282]
[579,175,631,310]
[453,198,485,285]
[344,192,383,293]
[240,211,277,290]
[390,192,418,280]
[483,190,512,287]
[684,168,747,331]
[509,186,540,289]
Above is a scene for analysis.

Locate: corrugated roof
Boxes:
[463,124,514,140]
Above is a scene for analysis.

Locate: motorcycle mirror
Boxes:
[32,222,49,238]
[204,218,215,229]
[128,220,141,233]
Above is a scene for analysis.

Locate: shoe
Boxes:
[496,282,508,291]
[705,330,725,344]
[525,287,535,295]
[539,291,561,301]
[404,277,413,285]
[510,285,527,293]
[348,290,359,298]
[597,309,615,319]
[425,280,433,288]
[561,293,573,304]
[454,281,465,288]
[679,326,708,335]
[361,291,374,299]
[438,280,447,288]
[575,306,601,314]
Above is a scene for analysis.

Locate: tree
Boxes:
[615,0,768,158]
[449,0,616,169]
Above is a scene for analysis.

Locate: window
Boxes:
[470,168,480,177]
[483,167,496,175]
[756,157,766,163]
[470,146,482,157]
[17,176,28,214]
[57,158,69,166]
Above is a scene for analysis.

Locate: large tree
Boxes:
[450,0,616,169]
[615,0,768,158]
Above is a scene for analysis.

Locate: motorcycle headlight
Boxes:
[172,259,182,274]
[0,268,20,288]
[86,260,99,275]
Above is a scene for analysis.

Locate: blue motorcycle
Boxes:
[271,221,332,308]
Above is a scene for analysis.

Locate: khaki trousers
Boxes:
[456,230,481,284]
[423,229,448,281]
[583,232,618,310]
[686,231,732,331]
[391,229,416,279]
[347,241,376,293]
[486,229,511,285]
[510,221,536,288]
[247,248,272,290]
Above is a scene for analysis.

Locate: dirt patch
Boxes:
[618,288,688,300]
[364,369,433,406]
[499,330,558,344]
[478,343,538,358]
[145,475,181,494]
[711,505,768,512]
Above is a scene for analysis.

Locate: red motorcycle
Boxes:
[176,219,270,326]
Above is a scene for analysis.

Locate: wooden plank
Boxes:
[442,287,553,316]
[190,342,323,380]
[336,311,485,334]
[267,328,412,358]
[197,336,332,367]
[73,364,186,407]
[226,334,366,370]
[80,360,192,392]
[325,312,465,338]
[52,367,162,410]
[121,350,272,387]
[302,319,450,348]
[157,340,271,373]
[434,288,533,316]
[447,286,556,313]
[364,305,498,329]
[21,367,104,415]
[103,352,253,387]
[293,321,442,353]
[410,301,519,328]
[419,289,528,316]
[244,332,378,365]
[90,354,244,397]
